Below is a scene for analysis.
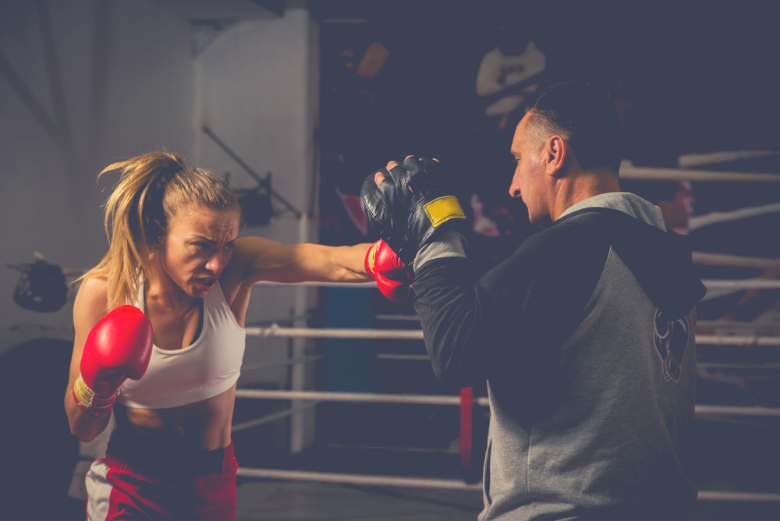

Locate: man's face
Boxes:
[509,113,550,227]
[661,181,694,231]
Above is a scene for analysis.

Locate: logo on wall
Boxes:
[653,309,690,383]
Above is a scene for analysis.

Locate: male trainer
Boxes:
[362,81,706,520]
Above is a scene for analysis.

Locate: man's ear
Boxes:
[545,135,567,177]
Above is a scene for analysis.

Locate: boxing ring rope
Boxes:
[374,314,422,322]
[699,362,780,372]
[235,465,780,502]
[694,405,780,417]
[236,389,490,407]
[695,491,780,503]
[677,150,779,167]
[235,467,483,490]
[695,335,780,347]
[245,325,424,340]
[690,201,780,231]
[385,357,780,372]
[247,253,780,502]
[382,315,780,331]
[696,320,780,333]
[245,324,780,347]
[235,388,780,418]
[256,279,780,292]
[698,320,779,328]
[233,386,780,501]
[618,162,780,182]
[255,280,378,288]
[244,353,780,372]
[689,280,779,291]
[377,353,430,360]
[692,252,780,270]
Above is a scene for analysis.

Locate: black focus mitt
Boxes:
[360,157,466,264]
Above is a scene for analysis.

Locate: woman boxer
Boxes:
[64,152,410,520]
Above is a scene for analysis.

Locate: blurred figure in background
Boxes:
[476,20,546,131]
[620,179,694,234]
[621,178,780,322]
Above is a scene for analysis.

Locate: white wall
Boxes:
[0,0,320,412]
[0,0,195,353]
[194,7,320,391]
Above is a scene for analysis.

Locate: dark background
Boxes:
[307,3,780,516]
[315,0,780,270]
[316,0,780,169]
[3,2,778,517]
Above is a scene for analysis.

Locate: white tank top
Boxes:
[117,281,245,409]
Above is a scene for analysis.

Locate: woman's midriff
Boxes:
[116,384,236,451]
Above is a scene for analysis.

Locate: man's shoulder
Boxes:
[519,211,609,254]
[527,207,661,251]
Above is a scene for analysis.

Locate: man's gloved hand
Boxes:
[365,240,414,303]
[360,156,466,264]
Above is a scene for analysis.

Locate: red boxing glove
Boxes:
[72,305,154,416]
[365,240,414,303]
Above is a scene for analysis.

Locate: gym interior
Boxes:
[1,1,779,519]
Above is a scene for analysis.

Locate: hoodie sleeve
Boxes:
[412,220,611,388]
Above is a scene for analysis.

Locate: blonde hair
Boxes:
[80,151,240,310]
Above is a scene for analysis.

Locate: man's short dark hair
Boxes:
[526,81,622,175]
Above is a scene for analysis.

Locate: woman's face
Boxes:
[159,204,240,298]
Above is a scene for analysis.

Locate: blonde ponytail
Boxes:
[79,152,239,310]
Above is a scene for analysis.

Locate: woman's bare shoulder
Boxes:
[73,277,109,324]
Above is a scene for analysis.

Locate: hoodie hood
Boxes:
[558,193,706,319]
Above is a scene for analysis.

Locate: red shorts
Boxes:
[85,441,237,520]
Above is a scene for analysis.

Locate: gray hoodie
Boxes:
[413,193,705,520]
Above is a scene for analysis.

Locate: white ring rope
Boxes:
[692,252,780,270]
[245,325,423,339]
[699,362,780,371]
[237,467,780,503]
[374,314,422,322]
[234,389,780,417]
[245,325,780,347]
[235,468,483,490]
[243,258,780,504]
[695,335,780,347]
[252,279,780,291]
[689,201,780,231]
[254,280,378,288]
[694,405,780,417]
[235,389,490,407]
[233,467,780,502]
[678,150,779,168]
[702,279,780,290]
[377,354,430,360]
[695,490,780,502]
[619,162,780,183]
[696,320,780,331]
